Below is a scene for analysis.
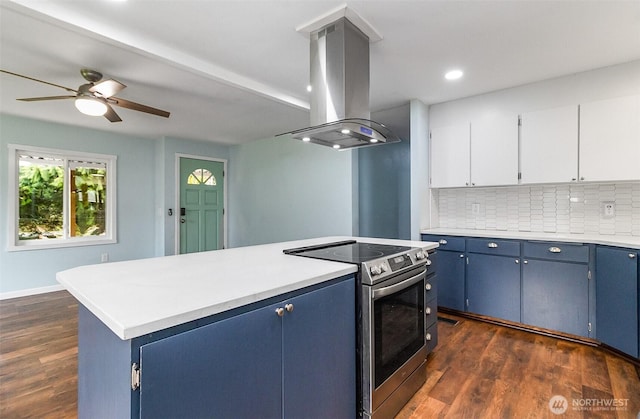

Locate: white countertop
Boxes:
[420,228,640,249]
[57,236,436,340]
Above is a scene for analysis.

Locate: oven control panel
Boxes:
[362,248,431,284]
[388,254,413,271]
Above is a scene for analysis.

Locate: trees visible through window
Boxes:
[187,168,216,186]
[9,145,116,249]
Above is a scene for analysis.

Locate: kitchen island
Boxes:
[57,236,436,419]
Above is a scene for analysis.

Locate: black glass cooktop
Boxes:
[283,240,412,264]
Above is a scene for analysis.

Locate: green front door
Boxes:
[179,157,224,254]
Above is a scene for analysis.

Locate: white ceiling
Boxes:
[1,0,639,145]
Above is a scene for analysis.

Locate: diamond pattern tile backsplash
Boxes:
[435,182,640,236]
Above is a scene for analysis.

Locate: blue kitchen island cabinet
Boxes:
[466,238,521,322]
[79,276,356,419]
[522,242,591,337]
[421,235,466,311]
[596,246,638,357]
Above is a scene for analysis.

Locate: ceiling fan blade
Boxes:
[110,97,170,118]
[90,79,126,98]
[104,104,122,123]
[17,95,76,101]
[1,69,77,93]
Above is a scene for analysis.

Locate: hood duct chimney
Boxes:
[279,17,400,150]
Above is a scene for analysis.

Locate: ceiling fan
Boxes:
[0,68,170,122]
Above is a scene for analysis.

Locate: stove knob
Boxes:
[370,265,382,276]
[416,251,425,260]
[380,264,388,273]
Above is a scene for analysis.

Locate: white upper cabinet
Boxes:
[430,124,470,188]
[579,95,640,182]
[470,114,519,186]
[520,105,579,184]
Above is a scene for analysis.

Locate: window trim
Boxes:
[7,144,117,251]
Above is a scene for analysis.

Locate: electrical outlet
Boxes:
[472,203,480,215]
[101,253,109,263]
[602,202,615,218]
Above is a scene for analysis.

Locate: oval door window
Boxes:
[187,168,217,186]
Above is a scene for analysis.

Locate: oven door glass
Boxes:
[373,276,425,388]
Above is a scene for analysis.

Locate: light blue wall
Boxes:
[228,135,355,247]
[1,110,416,295]
[358,105,412,239]
[0,114,157,294]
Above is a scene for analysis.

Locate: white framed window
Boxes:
[7,144,117,250]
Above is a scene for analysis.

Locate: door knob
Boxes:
[275,307,285,317]
[285,303,294,313]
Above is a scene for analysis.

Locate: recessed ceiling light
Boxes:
[302,137,311,142]
[306,85,312,92]
[370,139,378,143]
[341,129,350,134]
[333,144,341,149]
[445,70,463,80]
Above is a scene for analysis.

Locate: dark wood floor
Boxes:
[1,291,639,418]
[398,315,640,419]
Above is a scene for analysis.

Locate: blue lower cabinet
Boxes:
[596,246,638,357]
[437,250,466,311]
[142,278,355,419]
[522,259,589,337]
[139,303,283,419]
[422,235,465,311]
[467,253,521,322]
[282,279,356,419]
[78,276,356,419]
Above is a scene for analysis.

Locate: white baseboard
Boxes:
[0,284,65,301]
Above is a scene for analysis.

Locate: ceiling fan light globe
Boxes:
[75,96,108,116]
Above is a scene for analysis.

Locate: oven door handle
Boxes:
[372,271,425,300]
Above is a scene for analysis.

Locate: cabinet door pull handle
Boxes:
[630,253,637,259]
[548,246,562,253]
[487,242,498,248]
[439,239,448,245]
[275,307,285,317]
[285,303,294,313]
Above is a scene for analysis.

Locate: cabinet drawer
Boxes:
[523,241,589,263]
[422,235,465,252]
[425,323,438,354]
[466,238,520,257]
[426,298,438,328]
[425,274,437,302]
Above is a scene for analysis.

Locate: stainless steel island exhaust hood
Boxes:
[279,17,400,150]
